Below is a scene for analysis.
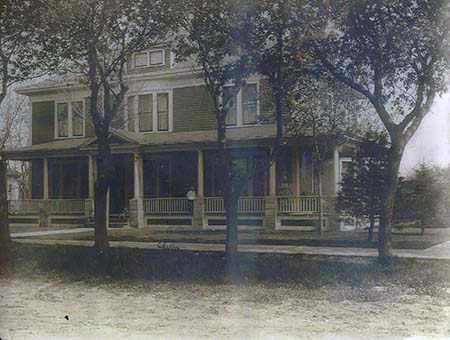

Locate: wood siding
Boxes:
[173,86,216,132]
[32,101,55,145]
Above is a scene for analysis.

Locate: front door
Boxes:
[109,155,134,215]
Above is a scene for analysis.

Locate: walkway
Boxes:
[12,237,450,261]
[11,228,93,238]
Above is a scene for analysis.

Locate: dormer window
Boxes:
[133,49,165,68]
[55,100,85,138]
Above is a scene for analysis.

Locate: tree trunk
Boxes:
[94,137,113,256]
[368,211,375,243]
[0,158,11,263]
[378,143,403,262]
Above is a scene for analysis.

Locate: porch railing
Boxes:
[205,197,266,214]
[49,199,85,214]
[8,199,41,214]
[277,196,319,214]
[144,198,193,214]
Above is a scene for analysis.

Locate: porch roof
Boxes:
[1,125,277,160]
[1,137,91,160]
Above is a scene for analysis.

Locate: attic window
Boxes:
[133,49,165,68]
[134,52,148,68]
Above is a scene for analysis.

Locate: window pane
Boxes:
[157,93,169,131]
[127,96,135,132]
[224,87,237,125]
[57,103,68,137]
[138,94,153,132]
[242,84,258,125]
[72,101,84,136]
[134,52,148,67]
[149,50,164,65]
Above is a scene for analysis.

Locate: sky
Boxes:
[400,92,450,175]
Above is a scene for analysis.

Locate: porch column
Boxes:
[265,153,278,230]
[130,152,144,228]
[291,145,300,196]
[333,146,340,194]
[43,157,49,200]
[85,155,95,218]
[193,149,205,228]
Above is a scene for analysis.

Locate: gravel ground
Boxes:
[1,275,450,340]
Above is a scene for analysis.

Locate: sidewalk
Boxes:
[11,228,93,238]
[12,237,450,261]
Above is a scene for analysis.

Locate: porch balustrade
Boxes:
[277,196,320,214]
[204,196,266,214]
[7,199,41,214]
[49,199,85,214]
[144,198,193,214]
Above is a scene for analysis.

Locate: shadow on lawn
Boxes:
[3,243,450,295]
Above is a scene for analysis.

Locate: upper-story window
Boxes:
[338,157,353,191]
[133,49,165,68]
[224,83,259,127]
[55,100,84,138]
[127,91,172,133]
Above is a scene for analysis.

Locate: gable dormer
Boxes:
[126,47,174,75]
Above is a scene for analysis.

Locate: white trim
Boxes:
[132,48,165,69]
[126,89,173,134]
[54,99,86,139]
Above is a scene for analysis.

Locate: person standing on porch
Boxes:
[186,186,196,212]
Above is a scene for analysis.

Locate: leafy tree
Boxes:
[0,0,55,262]
[44,0,176,258]
[289,73,364,234]
[338,134,388,242]
[176,0,261,255]
[394,163,443,234]
[312,0,450,261]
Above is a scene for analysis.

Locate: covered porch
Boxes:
[3,132,347,231]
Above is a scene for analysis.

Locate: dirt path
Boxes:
[1,274,449,340]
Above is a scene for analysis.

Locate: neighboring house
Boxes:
[2,47,352,230]
[6,171,20,200]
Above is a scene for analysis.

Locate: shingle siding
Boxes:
[32,101,55,145]
[173,86,216,132]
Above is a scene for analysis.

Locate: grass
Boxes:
[3,243,450,296]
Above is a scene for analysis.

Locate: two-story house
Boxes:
[3,47,352,231]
